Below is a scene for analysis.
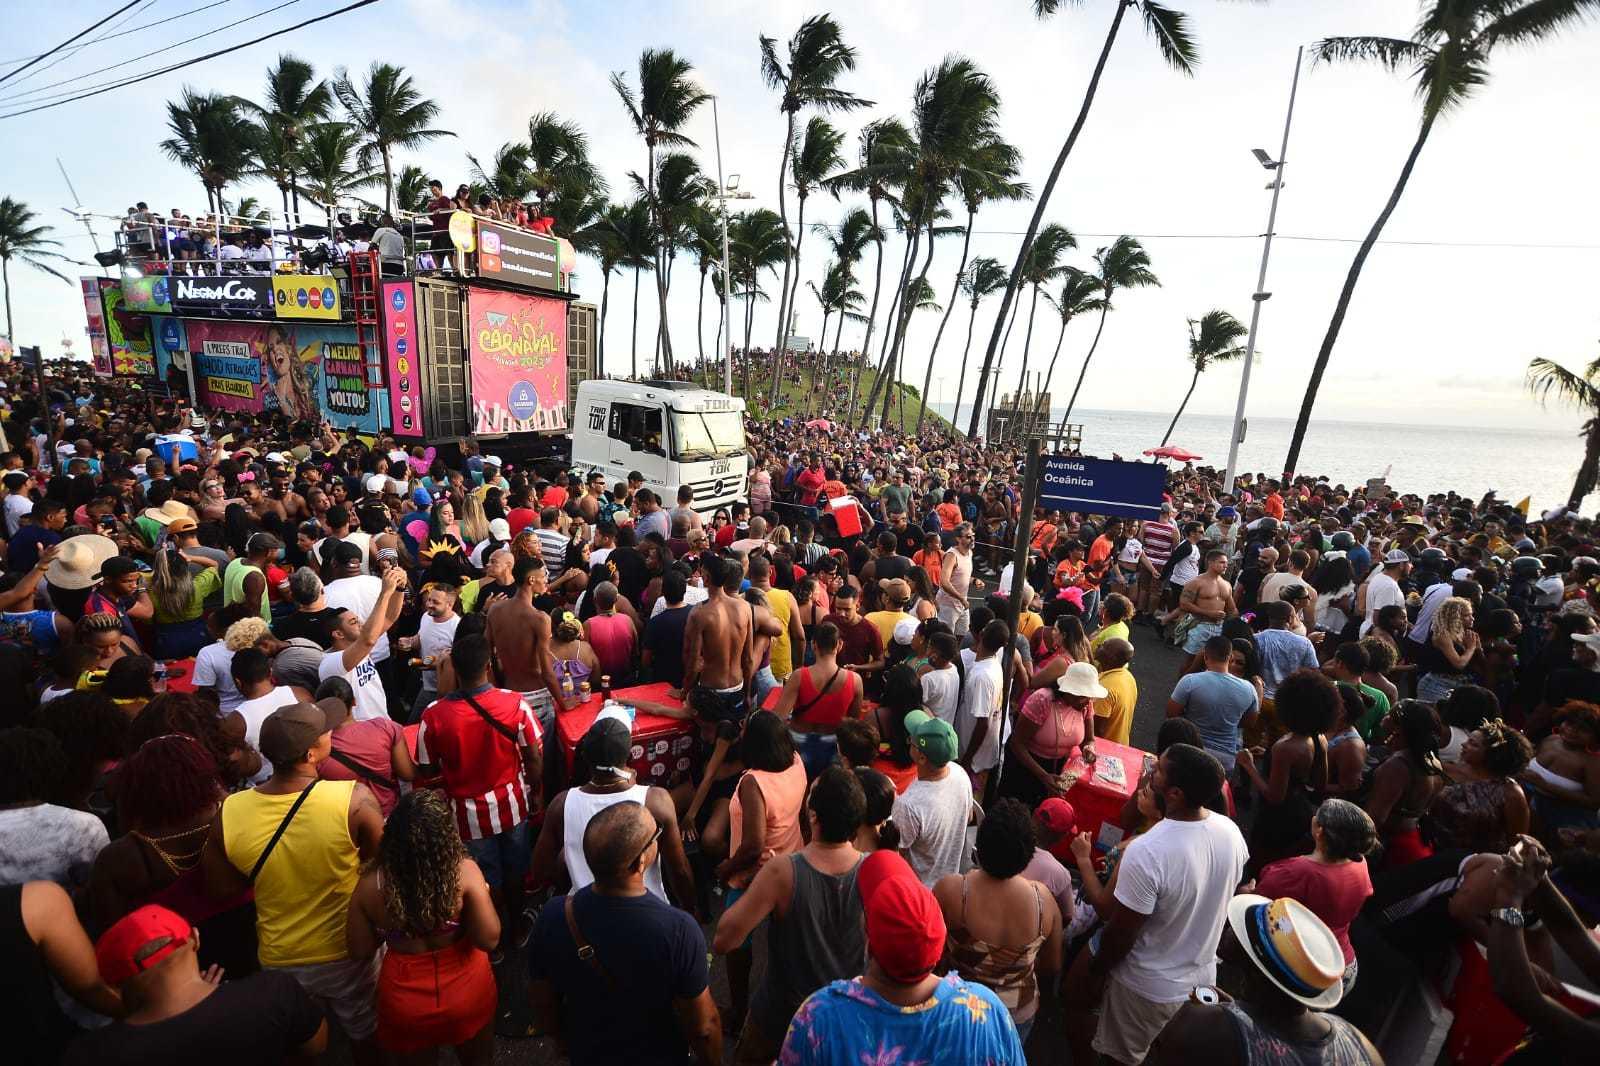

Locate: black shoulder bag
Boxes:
[248,780,319,885]
[325,749,398,792]
[461,690,522,745]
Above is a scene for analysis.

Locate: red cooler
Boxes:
[1059,737,1148,850]
[555,683,698,791]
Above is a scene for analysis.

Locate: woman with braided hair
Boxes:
[128,691,262,789]
[1427,718,1533,853]
[347,788,500,1063]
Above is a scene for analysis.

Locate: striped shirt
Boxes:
[534,526,569,582]
[417,685,543,839]
[1140,520,1179,569]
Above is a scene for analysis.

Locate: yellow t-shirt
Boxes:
[221,779,359,967]
[1016,611,1044,644]
[767,587,799,680]
[865,609,914,657]
[1094,665,1137,746]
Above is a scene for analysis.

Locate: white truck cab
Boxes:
[571,379,748,516]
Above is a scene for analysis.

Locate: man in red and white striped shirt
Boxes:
[1138,502,1180,623]
[417,632,543,940]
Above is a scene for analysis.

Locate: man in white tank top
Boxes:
[529,716,697,911]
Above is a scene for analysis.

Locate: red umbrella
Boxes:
[1143,445,1203,462]
[805,419,833,431]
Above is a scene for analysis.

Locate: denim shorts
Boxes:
[464,818,532,888]
[790,730,838,779]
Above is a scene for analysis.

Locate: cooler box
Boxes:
[555,683,698,791]
[1060,737,1147,851]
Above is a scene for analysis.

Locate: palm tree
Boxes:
[394,165,433,214]
[467,142,534,201]
[612,49,710,370]
[298,123,381,232]
[806,209,875,406]
[769,115,846,399]
[967,0,1199,439]
[0,197,72,345]
[526,112,604,215]
[226,196,265,223]
[760,14,872,363]
[579,201,637,375]
[632,152,713,376]
[333,63,452,217]
[689,207,724,371]
[238,54,332,226]
[1528,351,1600,509]
[951,257,1008,428]
[915,134,1026,433]
[161,88,255,214]
[1285,0,1596,478]
[728,208,787,399]
[826,119,913,424]
[1034,268,1105,417]
[606,198,657,380]
[1063,235,1159,419]
[1162,310,1248,446]
[1010,223,1075,413]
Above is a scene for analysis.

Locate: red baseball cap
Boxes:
[95,905,192,985]
[857,851,945,983]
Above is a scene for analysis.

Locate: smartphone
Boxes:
[99,516,117,528]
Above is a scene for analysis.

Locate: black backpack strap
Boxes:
[461,690,522,745]
[325,749,397,792]
[248,780,318,885]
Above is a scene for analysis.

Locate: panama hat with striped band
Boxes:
[1226,895,1346,1009]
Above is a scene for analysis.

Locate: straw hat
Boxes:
[46,535,120,590]
[1226,895,1346,1009]
[1056,661,1108,699]
[141,500,191,526]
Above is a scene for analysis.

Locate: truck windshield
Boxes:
[670,410,746,462]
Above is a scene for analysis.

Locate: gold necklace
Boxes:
[134,825,209,877]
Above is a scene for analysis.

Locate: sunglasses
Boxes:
[633,824,662,869]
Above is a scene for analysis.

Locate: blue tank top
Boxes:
[0,611,60,657]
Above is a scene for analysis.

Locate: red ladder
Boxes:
[347,250,384,413]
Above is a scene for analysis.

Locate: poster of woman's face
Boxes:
[264,324,312,422]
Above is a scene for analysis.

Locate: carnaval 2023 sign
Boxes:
[182,320,384,433]
[466,288,569,435]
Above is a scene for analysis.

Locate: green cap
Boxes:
[904,709,958,767]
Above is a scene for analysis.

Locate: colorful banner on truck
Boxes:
[272,275,341,320]
[475,221,561,293]
[99,282,157,378]
[170,274,274,316]
[466,288,569,435]
[180,320,384,433]
[80,278,113,376]
[120,274,173,314]
[381,281,423,437]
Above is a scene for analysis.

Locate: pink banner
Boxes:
[466,288,569,435]
[381,281,422,436]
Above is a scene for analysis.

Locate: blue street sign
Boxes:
[1038,455,1167,520]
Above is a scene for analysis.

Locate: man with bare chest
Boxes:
[1178,549,1237,671]
[269,467,308,523]
[486,557,572,724]
[682,554,754,722]
[243,479,288,528]
[577,470,606,525]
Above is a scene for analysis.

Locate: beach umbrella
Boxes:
[805,419,832,431]
[1144,445,1202,462]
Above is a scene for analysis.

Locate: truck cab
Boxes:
[571,380,748,516]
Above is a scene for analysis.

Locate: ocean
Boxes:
[928,404,1595,515]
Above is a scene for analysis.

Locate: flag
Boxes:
[1516,496,1531,516]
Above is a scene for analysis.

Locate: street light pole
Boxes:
[1223,45,1304,497]
[712,96,733,396]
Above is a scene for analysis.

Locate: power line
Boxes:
[0,0,233,68]
[0,0,158,94]
[0,0,304,106]
[0,0,380,120]
[0,1,143,87]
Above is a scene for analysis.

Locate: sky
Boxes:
[2,0,1598,435]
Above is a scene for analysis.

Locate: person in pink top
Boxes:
[716,710,808,1030]
[582,581,638,684]
[1255,798,1375,995]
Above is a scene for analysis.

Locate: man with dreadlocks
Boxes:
[347,788,501,1064]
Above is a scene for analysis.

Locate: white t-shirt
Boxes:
[920,663,960,725]
[417,613,460,669]
[4,493,33,536]
[233,686,301,784]
[892,763,974,886]
[996,562,1034,607]
[192,641,241,711]
[955,650,1004,773]
[1360,572,1404,636]
[1116,538,1143,567]
[0,803,109,888]
[1111,813,1248,1002]
[319,648,388,721]
[325,574,389,662]
[1169,546,1201,586]
[650,584,709,618]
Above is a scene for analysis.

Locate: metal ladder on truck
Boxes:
[347,251,384,420]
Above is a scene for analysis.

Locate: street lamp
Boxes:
[709,97,755,397]
[1223,45,1304,497]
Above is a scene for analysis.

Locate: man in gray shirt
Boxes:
[1166,635,1260,758]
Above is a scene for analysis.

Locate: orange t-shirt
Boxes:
[913,549,943,587]
[1030,520,1059,553]
[936,502,962,531]
[1264,493,1285,519]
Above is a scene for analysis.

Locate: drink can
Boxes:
[579,680,592,699]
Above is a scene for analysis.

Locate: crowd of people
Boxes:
[2,358,1599,1065]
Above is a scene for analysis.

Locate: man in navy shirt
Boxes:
[7,497,66,573]
[528,800,721,1065]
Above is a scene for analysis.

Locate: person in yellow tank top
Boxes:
[203,698,386,1054]
[751,556,804,681]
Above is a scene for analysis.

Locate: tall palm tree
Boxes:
[333,63,452,217]
[967,0,1199,438]
[526,112,604,216]
[825,119,913,424]
[631,152,713,375]
[393,165,433,214]
[915,134,1026,433]
[689,207,724,370]
[769,115,846,398]
[0,197,72,345]
[1034,268,1106,417]
[1063,235,1159,419]
[298,122,381,231]
[1010,223,1076,413]
[761,14,872,362]
[951,256,1008,429]
[161,88,255,214]
[238,54,332,226]
[728,208,787,399]
[606,198,658,380]
[1285,0,1598,478]
[1162,310,1248,446]
[806,208,876,406]
[612,49,710,369]
[467,142,534,201]
[579,201,637,375]
[1528,351,1600,509]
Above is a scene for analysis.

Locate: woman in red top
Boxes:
[1256,798,1375,996]
[773,621,863,779]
